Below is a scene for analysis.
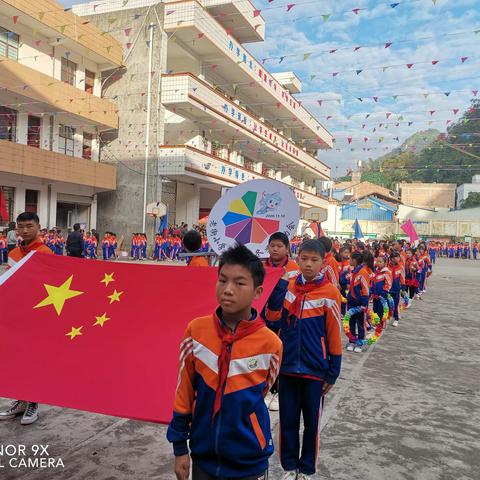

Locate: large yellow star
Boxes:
[66,326,83,340]
[34,275,84,316]
[107,289,123,304]
[101,273,115,287]
[93,313,110,327]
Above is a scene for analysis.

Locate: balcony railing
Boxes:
[163,1,332,147]
[158,145,330,209]
[162,73,330,179]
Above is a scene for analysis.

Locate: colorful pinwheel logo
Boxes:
[222,191,280,245]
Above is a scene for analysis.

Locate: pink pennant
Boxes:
[386,113,392,119]
[406,64,414,69]
[124,28,132,36]
[287,4,296,11]
[385,42,392,48]
[352,8,361,14]
[429,110,436,116]
[452,109,459,114]
[373,97,379,102]
[126,42,132,49]
[211,64,218,70]
[461,56,468,63]
[401,219,420,243]
[326,116,332,120]
[347,138,352,144]
[34,40,41,46]
[446,120,452,125]
[317,100,323,107]
[13,15,19,24]
[431,60,439,65]
[329,49,337,54]
[253,9,261,17]
[198,33,204,39]
[354,46,361,51]
[363,137,368,142]
[332,72,339,77]
[473,90,478,97]
[362,124,366,129]
[226,28,233,35]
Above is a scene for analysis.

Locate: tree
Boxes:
[461,192,480,209]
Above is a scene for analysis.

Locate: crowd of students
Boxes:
[166,232,437,480]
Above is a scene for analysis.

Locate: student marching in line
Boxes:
[262,232,299,412]
[0,232,7,265]
[371,256,392,329]
[346,252,371,353]
[167,245,282,480]
[0,212,53,425]
[389,251,405,327]
[102,233,110,260]
[265,240,342,478]
[338,246,352,315]
[405,248,420,300]
[318,236,339,288]
[182,230,209,267]
[416,244,431,296]
[153,234,162,260]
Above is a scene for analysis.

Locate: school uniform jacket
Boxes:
[405,258,420,287]
[389,263,405,293]
[264,257,299,279]
[347,265,370,308]
[167,310,282,477]
[8,238,53,268]
[371,267,392,297]
[338,260,351,290]
[321,252,339,288]
[265,274,343,385]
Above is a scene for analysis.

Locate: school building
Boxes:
[72,0,333,240]
[0,0,122,231]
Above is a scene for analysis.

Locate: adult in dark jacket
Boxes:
[66,223,84,257]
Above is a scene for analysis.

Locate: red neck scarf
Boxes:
[213,309,264,418]
[265,256,289,268]
[287,275,327,322]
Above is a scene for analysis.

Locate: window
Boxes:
[0,106,16,141]
[61,57,77,86]
[0,186,14,226]
[27,116,41,148]
[82,133,93,159]
[25,190,38,214]
[59,125,75,156]
[85,69,95,94]
[0,27,19,61]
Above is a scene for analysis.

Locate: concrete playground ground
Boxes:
[1,258,479,479]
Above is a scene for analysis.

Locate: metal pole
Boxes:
[142,23,155,233]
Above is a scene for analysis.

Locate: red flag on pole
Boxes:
[0,188,9,223]
[0,253,282,423]
[309,221,324,238]
[400,219,419,242]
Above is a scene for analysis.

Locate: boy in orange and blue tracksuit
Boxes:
[389,251,405,326]
[347,252,371,352]
[264,240,342,477]
[371,256,392,328]
[167,245,282,479]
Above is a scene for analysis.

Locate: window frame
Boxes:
[0,27,19,61]
[82,132,93,160]
[58,125,75,157]
[61,57,77,86]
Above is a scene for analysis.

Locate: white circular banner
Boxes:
[207,179,300,258]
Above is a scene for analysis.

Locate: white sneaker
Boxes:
[0,400,27,420]
[354,345,363,353]
[392,320,399,327]
[281,471,298,480]
[297,474,314,480]
[269,394,279,412]
[20,402,38,425]
[346,343,355,352]
[264,392,273,408]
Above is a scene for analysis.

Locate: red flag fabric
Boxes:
[0,253,282,424]
[0,188,9,223]
[400,219,419,242]
[308,222,324,238]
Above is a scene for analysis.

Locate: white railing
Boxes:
[161,74,330,179]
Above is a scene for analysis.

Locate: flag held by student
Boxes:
[0,253,282,424]
[400,219,419,242]
[353,219,363,239]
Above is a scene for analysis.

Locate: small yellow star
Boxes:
[107,289,123,304]
[101,273,115,287]
[66,326,83,340]
[93,313,110,327]
[34,275,84,316]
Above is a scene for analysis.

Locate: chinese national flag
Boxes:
[0,253,282,423]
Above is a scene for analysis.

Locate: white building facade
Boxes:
[0,0,122,231]
[456,175,480,208]
[73,0,333,238]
